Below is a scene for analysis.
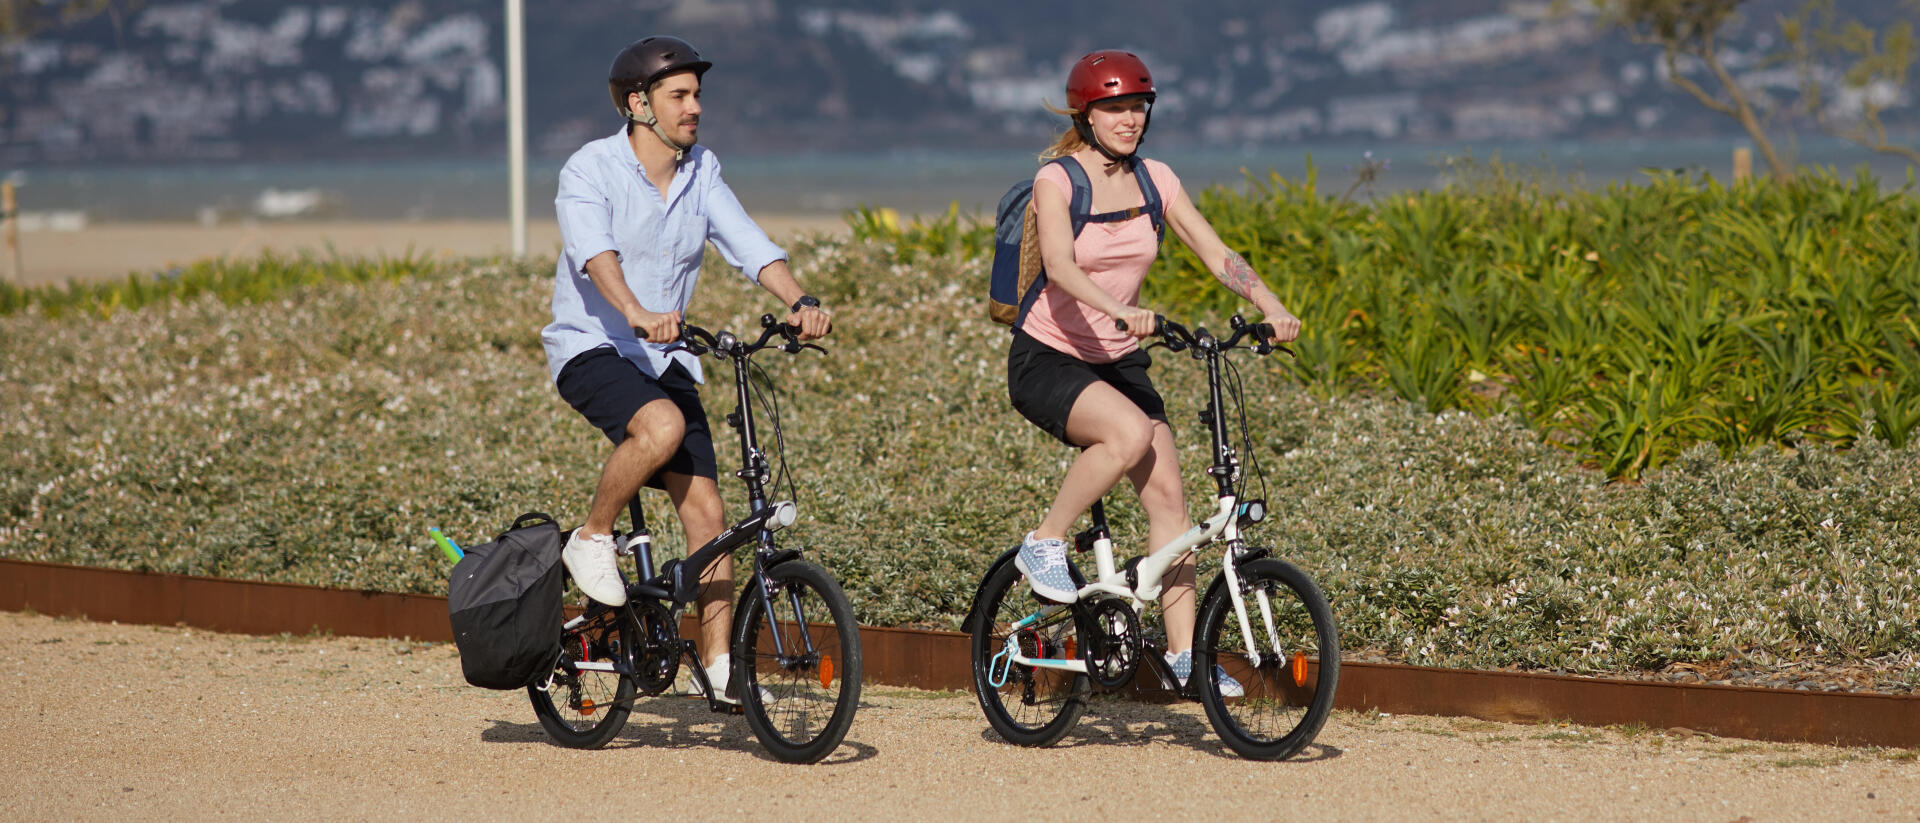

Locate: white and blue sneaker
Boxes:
[1014,532,1077,603]
[1166,649,1244,698]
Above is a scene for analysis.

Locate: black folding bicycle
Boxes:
[527,316,861,764]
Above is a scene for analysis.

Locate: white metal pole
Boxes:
[506,0,527,257]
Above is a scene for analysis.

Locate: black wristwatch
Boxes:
[791,295,821,313]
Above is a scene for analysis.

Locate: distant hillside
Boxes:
[1,0,1911,165]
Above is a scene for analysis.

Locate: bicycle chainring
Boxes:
[1081,597,1142,689]
[631,603,681,695]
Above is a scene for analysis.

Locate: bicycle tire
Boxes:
[527,608,637,749]
[735,560,862,764]
[970,559,1088,747]
[1195,557,1340,761]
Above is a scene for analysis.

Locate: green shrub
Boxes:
[847,164,1920,481]
[4,237,1917,680]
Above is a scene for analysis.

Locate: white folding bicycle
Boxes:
[967,315,1340,761]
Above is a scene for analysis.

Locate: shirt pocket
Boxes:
[672,187,709,268]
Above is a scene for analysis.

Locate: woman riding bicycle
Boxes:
[1007,50,1301,693]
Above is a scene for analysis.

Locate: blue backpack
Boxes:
[988,154,1166,328]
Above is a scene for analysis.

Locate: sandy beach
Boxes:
[0,215,848,287]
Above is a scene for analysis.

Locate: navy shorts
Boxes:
[1006,329,1168,446]
[555,347,717,489]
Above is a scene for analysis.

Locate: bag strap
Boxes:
[509,511,557,533]
[1079,155,1165,241]
[1052,156,1095,239]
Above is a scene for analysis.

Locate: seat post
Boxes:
[626,495,656,581]
[1087,499,1117,582]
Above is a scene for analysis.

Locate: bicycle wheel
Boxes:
[1195,557,1340,761]
[970,559,1087,747]
[527,608,637,749]
[735,560,862,764]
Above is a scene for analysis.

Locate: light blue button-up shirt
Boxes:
[540,130,787,384]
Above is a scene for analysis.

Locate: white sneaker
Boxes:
[688,653,773,706]
[561,530,627,606]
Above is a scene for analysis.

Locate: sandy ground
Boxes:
[2,611,1914,822]
[0,216,848,286]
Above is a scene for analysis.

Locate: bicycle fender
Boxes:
[960,546,1022,637]
[729,572,764,651]
[961,544,1090,636]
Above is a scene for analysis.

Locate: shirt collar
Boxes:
[602,129,702,205]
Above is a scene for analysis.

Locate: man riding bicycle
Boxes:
[540,35,831,705]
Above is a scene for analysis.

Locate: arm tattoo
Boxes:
[1216,250,1268,301]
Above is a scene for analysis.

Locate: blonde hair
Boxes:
[1037,100,1086,161]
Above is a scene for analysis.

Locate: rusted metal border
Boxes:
[3,558,1913,748]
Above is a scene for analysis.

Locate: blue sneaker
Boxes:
[1166,649,1244,698]
[1014,532,1077,603]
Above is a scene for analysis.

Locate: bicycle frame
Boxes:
[562,318,824,700]
[996,318,1288,678]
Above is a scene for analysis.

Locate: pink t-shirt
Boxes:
[1021,158,1182,363]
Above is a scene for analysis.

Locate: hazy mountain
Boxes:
[1,0,1911,165]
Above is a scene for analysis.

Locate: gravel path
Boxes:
[3,611,1914,822]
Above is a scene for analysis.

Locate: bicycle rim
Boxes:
[527,609,637,749]
[1196,558,1340,761]
[970,561,1087,747]
[737,561,862,764]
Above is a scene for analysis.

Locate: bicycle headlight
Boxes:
[767,500,798,530]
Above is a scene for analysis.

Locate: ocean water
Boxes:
[3,137,1909,224]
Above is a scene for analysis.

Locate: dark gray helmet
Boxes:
[607,36,712,120]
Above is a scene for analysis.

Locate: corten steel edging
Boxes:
[0,558,455,641]
[3,558,1914,748]
[1334,661,1918,748]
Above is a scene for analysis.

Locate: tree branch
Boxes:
[1698,32,1795,179]
[1664,48,1740,115]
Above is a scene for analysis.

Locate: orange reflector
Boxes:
[581,699,597,715]
[1291,652,1308,687]
[819,654,835,688]
[1063,637,1077,659]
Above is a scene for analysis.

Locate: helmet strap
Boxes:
[1074,115,1141,169]
[631,92,690,162]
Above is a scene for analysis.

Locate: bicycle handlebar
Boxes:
[634,313,827,358]
[1115,314,1292,357]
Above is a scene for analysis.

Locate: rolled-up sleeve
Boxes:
[556,160,618,278]
[703,161,785,283]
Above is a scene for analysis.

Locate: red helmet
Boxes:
[1065,50,1155,112]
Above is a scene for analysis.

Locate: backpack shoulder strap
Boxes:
[1051,156,1095,238]
[1076,155,1167,242]
[1130,155,1166,242]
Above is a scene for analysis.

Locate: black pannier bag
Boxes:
[447,512,567,689]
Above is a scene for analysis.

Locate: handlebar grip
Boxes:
[1113,314,1167,334]
[633,323,687,342]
